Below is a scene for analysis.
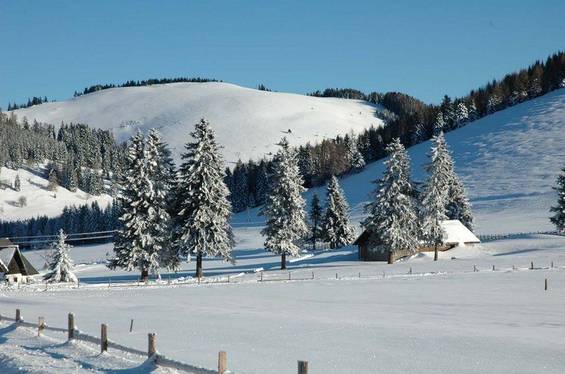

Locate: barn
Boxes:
[0,238,39,283]
[355,220,480,263]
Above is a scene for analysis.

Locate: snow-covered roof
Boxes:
[441,220,480,244]
[0,247,16,273]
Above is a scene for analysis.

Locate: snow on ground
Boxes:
[0,320,176,373]
[301,88,565,235]
[0,166,112,220]
[2,234,565,374]
[11,82,384,164]
[3,85,565,373]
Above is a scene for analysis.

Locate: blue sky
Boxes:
[1,0,564,107]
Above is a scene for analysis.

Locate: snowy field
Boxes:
[2,232,565,374]
[11,82,384,164]
[2,87,565,373]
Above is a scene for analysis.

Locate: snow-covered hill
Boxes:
[300,88,565,235]
[6,86,565,234]
[0,166,112,220]
[11,82,384,164]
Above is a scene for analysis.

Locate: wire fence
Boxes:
[477,230,562,242]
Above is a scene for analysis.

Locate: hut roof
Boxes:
[441,220,480,244]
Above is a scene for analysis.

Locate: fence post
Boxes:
[38,317,45,336]
[545,278,548,291]
[530,261,534,270]
[298,360,309,374]
[68,313,75,340]
[16,309,21,323]
[218,351,227,374]
[148,333,157,357]
[492,265,495,271]
[101,324,108,353]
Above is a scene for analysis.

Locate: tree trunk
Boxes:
[434,244,438,261]
[141,268,149,283]
[387,250,393,264]
[281,253,287,270]
[196,251,203,279]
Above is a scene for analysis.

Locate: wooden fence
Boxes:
[0,309,311,374]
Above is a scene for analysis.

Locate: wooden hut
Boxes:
[0,238,38,283]
[355,220,480,263]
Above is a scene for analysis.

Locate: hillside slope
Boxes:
[11,82,384,163]
[0,166,112,221]
[298,88,565,235]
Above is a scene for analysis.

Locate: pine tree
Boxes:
[309,193,323,250]
[44,229,77,283]
[260,138,309,269]
[467,100,479,121]
[420,133,451,261]
[255,160,269,205]
[362,139,418,263]
[454,102,468,128]
[145,129,174,269]
[433,112,445,135]
[321,176,355,248]
[110,132,164,281]
[174,119,234,278]
[447,175,473,230]
[350,139,366,171]
[550,167,565,233]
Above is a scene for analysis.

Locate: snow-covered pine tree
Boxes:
[351,143,366,171]
[467,100,479,121]
[109,132,163,281]
[174,119,234,278]
[433,112,445,135]
[145,129,174,269]
[446,174,473,230]
[362,139,419,263]
[550,167,565,233]
[455,102,468,128]
[44,229,77,283]
[420,133,452,261]
[260,138,309,269]
[309,193,323,250]
[429,133,473,230]
[321,176,355,248]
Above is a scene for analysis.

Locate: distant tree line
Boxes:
[0,201,120,247]
[225,51,565,213]
[73,77,221,97]
[0,111,126,196]
[6,96,49,111]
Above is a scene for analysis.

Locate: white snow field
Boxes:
[11,82,384,164]
[303,88,565,235]
[2,88,565,373]
[0,165,112,221]
[2,234,565,374]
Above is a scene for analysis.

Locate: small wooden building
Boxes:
[0,238,38,283]
[355,220,480,263]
